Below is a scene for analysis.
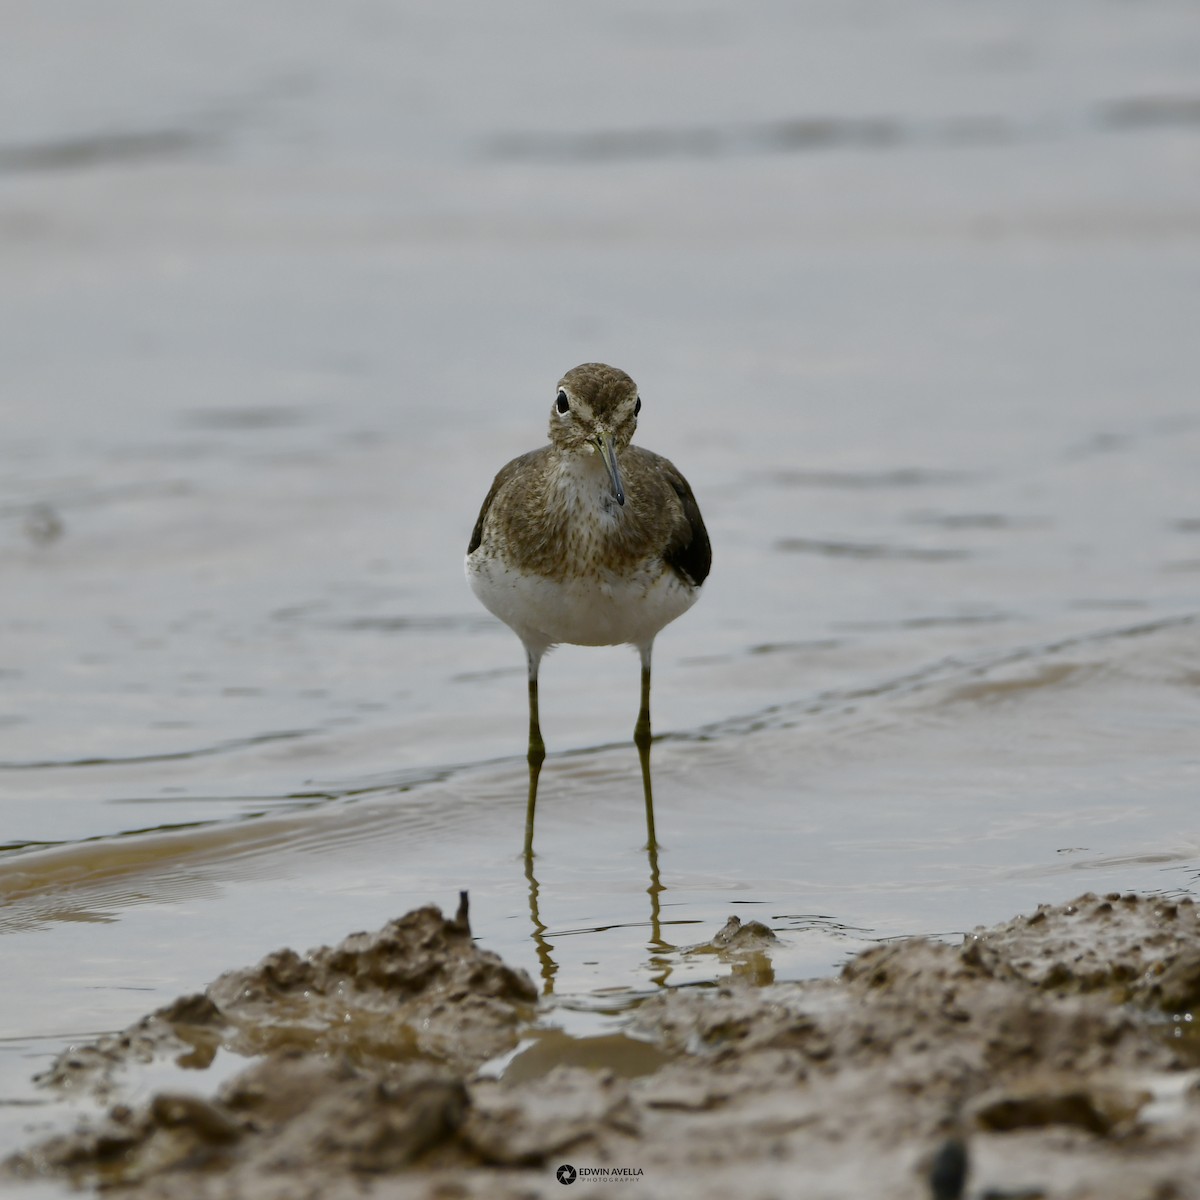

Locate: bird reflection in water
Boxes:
[523,736,670,994]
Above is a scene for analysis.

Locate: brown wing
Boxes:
[661,463,711,588]
[467,450,541,556]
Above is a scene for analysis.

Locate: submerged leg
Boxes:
[645,831,670,986]
[524,645,545,858]
[524,836,557,993]
[641,748,658,847]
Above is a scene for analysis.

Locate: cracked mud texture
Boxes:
[8,892,1200,1200]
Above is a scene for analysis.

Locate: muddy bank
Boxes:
[8,892,1200,1199]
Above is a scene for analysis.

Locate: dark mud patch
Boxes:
[9,893,1200,1199]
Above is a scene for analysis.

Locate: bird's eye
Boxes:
[634,396,641,416]
[556,390,570,414]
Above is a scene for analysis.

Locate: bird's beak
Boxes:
[594,432,625,506]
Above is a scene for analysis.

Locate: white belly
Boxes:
[466,556,697,653]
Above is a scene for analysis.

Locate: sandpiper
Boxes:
[465,363,711,775]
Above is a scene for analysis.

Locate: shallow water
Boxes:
[3,0,1200,1174]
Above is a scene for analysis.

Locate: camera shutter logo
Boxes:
[557,1164,577,1185]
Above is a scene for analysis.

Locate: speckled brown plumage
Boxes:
[467,364,710,589]
[468,443,708,586]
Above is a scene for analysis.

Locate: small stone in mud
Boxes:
[710,916,778,947]
[928,1136,968,1200]
[685,915,779,953]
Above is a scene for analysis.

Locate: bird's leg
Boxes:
[524,646,545,859]
[635,642,657,851]
[634,641,653,752]
[527,656,546,770]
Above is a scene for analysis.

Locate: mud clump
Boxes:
[962,892,1200,1009]
[9,892,1200,1200]
[34,894,537,1104]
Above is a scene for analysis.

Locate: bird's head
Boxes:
[547,362,641,506]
